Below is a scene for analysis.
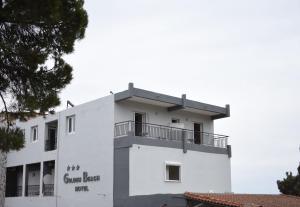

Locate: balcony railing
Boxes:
[17,186,22,197]
[26,185,40,196]
[114,121,228,148]
[45,139,57,151]
[43,184,54,196]
[5,186,22,197]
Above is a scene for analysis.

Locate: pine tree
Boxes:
[277,164,300,196]
[0,1,88,206]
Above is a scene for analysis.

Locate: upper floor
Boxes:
[114,83,230,150]
[6,83,230,165]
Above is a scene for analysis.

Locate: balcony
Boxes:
[114,121,228,149]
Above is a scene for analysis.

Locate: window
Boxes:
[5,166,23,197]
[171,118,180,123]
[67,115,75,134]
[31,126,38,142]
[43,160,55,196]
[134,112,146,136]
[25,163,41,197]
[165,162,181,182]
[45,121,58,151]
[21,129,25,136]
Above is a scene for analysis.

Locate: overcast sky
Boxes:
[60,0,300,194]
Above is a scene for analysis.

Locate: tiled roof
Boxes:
[185,192,300,207]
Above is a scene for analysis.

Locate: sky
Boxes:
[59,0,300,194]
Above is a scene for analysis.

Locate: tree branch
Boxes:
[0,19,62,27]
[0,92,9,130]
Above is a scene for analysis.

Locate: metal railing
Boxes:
[114,121,228,148]
[43,184,54,196]
[5,186,22,197]
[26,185,40,196]
[17,186,22,197]
[45,139,57,151]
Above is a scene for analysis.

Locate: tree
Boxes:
[277,164,300,196]
[0,0,88,150]
[0,1,88,206]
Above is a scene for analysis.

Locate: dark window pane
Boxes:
[168,165,180,181]
[68,118,72,132]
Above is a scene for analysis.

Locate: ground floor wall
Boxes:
[114,137,231,207]
[5,197,56,207]
[5,194,186,207]
[129,144,231,195]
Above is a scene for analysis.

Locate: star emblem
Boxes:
[72,165,75,171]
[76,165,80,171]
[67,166,70,171]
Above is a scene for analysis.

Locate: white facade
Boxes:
[129,144,231,196]
[5,95,114,207]
[114,100,214,134]
[4,84,231,207]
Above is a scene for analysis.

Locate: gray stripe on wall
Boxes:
[114,194,187,207]
[114,136,229,155]
[114,83,229,117]
[114,146,130,203]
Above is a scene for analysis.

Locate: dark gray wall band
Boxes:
[114,136,230,155]
[114,194,187,207]
[114,83,229,118]
[113,146,130,203]
[227,145,232,158]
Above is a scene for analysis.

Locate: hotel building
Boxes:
[4,83,231,207]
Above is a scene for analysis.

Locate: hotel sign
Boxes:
[63,165,100,192]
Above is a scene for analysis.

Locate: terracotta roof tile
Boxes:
[185,192,300,207]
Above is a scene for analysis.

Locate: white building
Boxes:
[4,83,231,207]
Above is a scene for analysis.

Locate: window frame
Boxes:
[66,115,75,134]
[165,161,182,182]
[171,118,180,124]
[31,126,38,142]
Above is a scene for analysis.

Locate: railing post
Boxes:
[182,129,187,153]
[159,125,162,139]
[128,121,134,136]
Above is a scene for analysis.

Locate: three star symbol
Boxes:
[67,165,80,171]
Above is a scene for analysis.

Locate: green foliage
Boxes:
[0,0,88,114]
[0,0,88,151]
[0,127,24,152]
[277,164,300,196]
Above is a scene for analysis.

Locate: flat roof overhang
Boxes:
[114,83,230,120]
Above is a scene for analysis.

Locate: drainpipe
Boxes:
[55,112,61,207]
